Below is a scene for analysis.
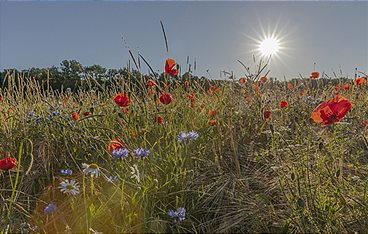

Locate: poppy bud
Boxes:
[0,157,18,171]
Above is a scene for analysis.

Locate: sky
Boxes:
[0,1,367,80]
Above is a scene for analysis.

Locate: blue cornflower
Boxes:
[176,207,186,222]
[28,112,35,117]
[107,175,119,184]
[133,148,150,158]
[177,132,188,142]
[61,169,73,176]
[187,131,199,141]
[168,207,186,222]
[177,131,199,142]
[34,117,41,123]
[112,148,130,159]
[44,203,57,215]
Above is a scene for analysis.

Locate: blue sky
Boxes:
[0,1,367,79]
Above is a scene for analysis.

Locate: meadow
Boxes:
[0,61,367,233]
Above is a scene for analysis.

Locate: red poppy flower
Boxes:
[165,58,179,76]
[263,110,272,120]
[287,83,294,89]
[310,72,320,79]
[260,77,268,84]
[186,92,195,99]
[344,83,351,91]
[207,86,220,94]
[184,81,190,87]
[0,157,18,171]
[208,119,218,126]
[156,116,164,125]
[335,83,342,93]
[239,77,247,84]
[147,88,155,96]
[0,95,3,102]
[113,93,131,107]
[279,100,289,109]
[146,80,156,87]
[310,95,352,126]
[72,112,80,121]
[108,138,125,154]
[208,110,216,117]
[83,111,91,116]
[159,92,172,105]
[354,77,367,86]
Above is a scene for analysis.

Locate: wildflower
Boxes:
[168,207,186,222]
[28,112,35,117]
[207,85,220,94]
[177,132,188,142]
[83,110,91,116]
[146,79,156,87]
[187,131,199,141]
[208,119,218,126]
[351,175,360,182]
[156,116,164,125]
[177,131,199,142]
[0,157,18,171]
[165,58,179,76]
[59,179,80,196]
[176,207,186,222]
[130,164,141,183]
[310,94,352,126]
[61,169,73,176]
[208,110,216,117]
[263,110,272,120]
[44,203,57,215]
[310,71,320,79]
[186,92,196,103]
[133,148,150,158]
[279,100,289,109]
[184,81,190,87]
[260,76,268,84]
[354,77,367,86]
[112,148,130,159]
[108,138,125,154]
[72,112,80,121]
[159,92,173,105]
[287,83,294,89]
[113,93,131,107]
[147,88,155,96]
[239,77,247,84]
[107,175,119,184]
[344,83,351,90]
[66,87,72,93]
[0,95,2,102]
[82,163,101,178]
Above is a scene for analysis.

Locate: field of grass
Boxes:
[0,68,367,233]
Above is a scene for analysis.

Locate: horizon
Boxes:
[0,1,367,80]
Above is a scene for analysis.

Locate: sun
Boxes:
[258,37,280,57]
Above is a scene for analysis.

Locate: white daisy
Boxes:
[130,164,141,183]
[59,179,80,196]
[82,163,101,178]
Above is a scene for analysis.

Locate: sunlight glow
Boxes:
[258,37,280,57]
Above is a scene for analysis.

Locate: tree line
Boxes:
[0,60,211,93]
